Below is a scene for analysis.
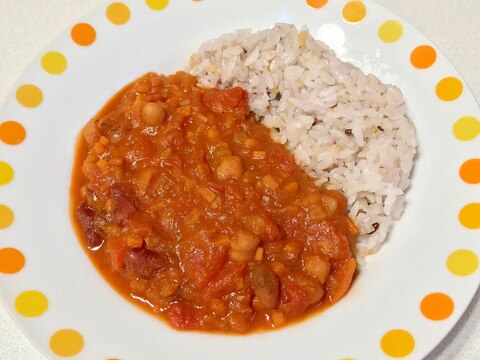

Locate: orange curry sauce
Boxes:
[71,72,358,333]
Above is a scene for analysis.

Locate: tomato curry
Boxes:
[71,72,358,333]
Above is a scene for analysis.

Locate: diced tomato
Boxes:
[107,236,128,271]
[204,263,247,299]
[183,246,227,289]
[202,87,248,113]
[279,283,315,316]
[168,304,200,330]
[178,231,228,289]
[207,181,226,194]
[163,155,183,170]
[306,220,352,260]
[325,258,356,304]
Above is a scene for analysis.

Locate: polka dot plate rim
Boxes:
[0,0,479,359]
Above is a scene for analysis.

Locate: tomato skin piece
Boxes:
[178,230,228,289]
[279,284,312,316]
[168,304,200,330]
[306,220,352,260]
[204,263,247,299]
[181,245,227,289]
[325,258,356,304]
[202,87,248,113]
[107,236,128,271]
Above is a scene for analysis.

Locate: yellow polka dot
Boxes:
[50,329,84,357]
[146,0,169,11]
[106,2,131,25]
[16,85,43,108]
[459,203,480,229]
[436,77,463,101]
[447,249,479,276]
[381,329,415,358]
[41,52,67,75]
[15,291,48,317]
[0,204,14,229]
[378,20,403,43]
[0,162,14,186]
[453,116,480,141]
[342,1,366,23]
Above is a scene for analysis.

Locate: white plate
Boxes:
[0,0,479,359]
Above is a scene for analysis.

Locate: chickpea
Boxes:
[321,195,338,216]
[229,230,260,262]
[303,254,331,284]
[141,102,166,126]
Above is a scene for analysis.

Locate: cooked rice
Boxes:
[187,24,417,259]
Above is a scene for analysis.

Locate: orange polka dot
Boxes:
[0,248,25,274]
[459,203,480,229]
[342,1,366,23]
[460,159,480,184]
[16,84,43,108]
[50,329,84,357]
[71,23,96,46]
[0,204,14,229]
[0,121,26,145]
[381,329,415,358]
[436,77,463,101]
[411,45,436,69]
[420,293,454,321]
[307,0,328,9]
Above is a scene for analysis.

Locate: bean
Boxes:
[76,202,103,250]
[142,102,166,126]
[111,185,136,225]
[124,248,169,279]
[252,263,279,309]
[229,230,260,262]
[230,230,260,252]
